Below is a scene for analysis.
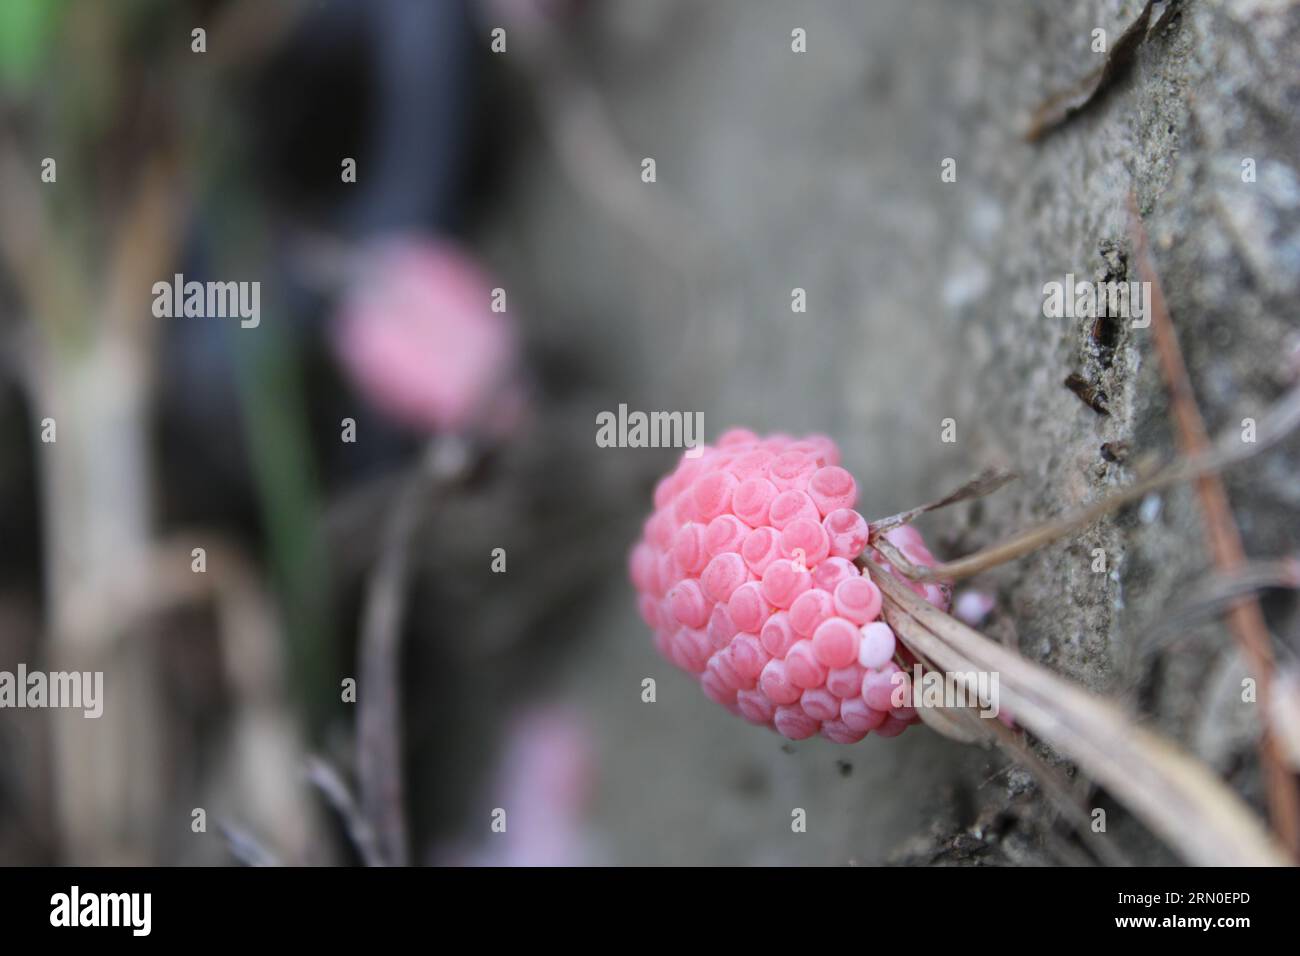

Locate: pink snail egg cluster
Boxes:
[628,429,952,743]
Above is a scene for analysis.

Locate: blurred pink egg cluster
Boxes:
[332,236,525,436]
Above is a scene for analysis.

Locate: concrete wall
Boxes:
[473,0,1299,864]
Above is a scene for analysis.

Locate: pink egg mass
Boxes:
[629,430,952,743]
[332,236,523,435]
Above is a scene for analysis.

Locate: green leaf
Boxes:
[0,0,67,92]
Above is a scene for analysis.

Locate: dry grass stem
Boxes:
[862,554,1289,866]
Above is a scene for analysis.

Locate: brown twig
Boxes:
[868,468,1017,540]
[356,438,473,866]
[871,379,1300,583]
[355,465,425,866]
[1026,0,1158,142]
[1128,195,1300,857]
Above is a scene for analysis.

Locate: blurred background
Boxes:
[1,0,1297,865]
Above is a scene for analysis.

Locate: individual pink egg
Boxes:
[811,557,859,591]
[826,662,866,699]
[741,526,782,575]
[858,621,897,669]
[759,658,802,705]
[788,587,836,638]
[707,604,738,651]
[669,579,710,629]
[693,471,739,523]
[823,508,870,558]
[808,466,858,516]
[862,661,908,711]
[773,705,820,740]
[840,697,889,734]
[701,552,749,603]
[727,581,774,634]
[736,688,775,725]
[780,517,831,568]
[760,558,812,608]
[833,576,883,625]
[820,720,868,744]
[672,523,708,574]
[812,617,860,669]
[769,450,817,491]
[733,477,778,527]
[671,628,711,674]
[800,687,840,722]
[785,640,828,689]
[760,611,799,659]
[704,514,750,556]
[768,490,821,530]
[727,634,770,687]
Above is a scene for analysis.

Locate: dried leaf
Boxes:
[869,468,1017,539]
[863,554,1290,866]
[912,696,991,744]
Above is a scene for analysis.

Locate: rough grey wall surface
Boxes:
[474,0,1299,864]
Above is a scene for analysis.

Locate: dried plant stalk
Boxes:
[862,554,1289,866]
[306,757,383,867]
[896,636,1132,864]
[357,437,472,866]
[870,383,1300,584]
[1129,195,1300,855]
[868,469,1018,539]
